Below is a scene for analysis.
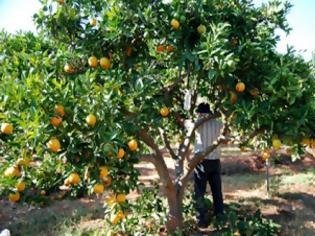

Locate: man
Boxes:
[194,102,224,228]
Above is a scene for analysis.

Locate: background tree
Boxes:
[1,0,314,233]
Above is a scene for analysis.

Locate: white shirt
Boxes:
[194,116,223,160]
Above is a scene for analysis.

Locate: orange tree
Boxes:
[1,0,315,232]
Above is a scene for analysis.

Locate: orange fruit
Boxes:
[128,139,138,152]
[262,150,270,161]
[55,104,65,117]
[99,166,109,179]
[167,45,174,52]
[229,91,238,104]
[116,194,126,203]
[1,123,13,134]
[64,63,74,74]
[126,47,132,57]
[249,88,259,97]
[9,192,20,202]
[50,116,62,128]
[103,176,112,187]
[171,19,180,30]
[4,166,21,178]
[16,158,30,167]
[90,18,97,26]
[93,183,105,194]
[197,24,206,34]
[156,45,164,53]
[236,82,245,93]
[111,210,124,225]
[88,56,98,68]
[100,57,111,69]
[86,114,97,126]
[160,107,170,117]
[47,137,61,153]
[68,173,80,185]
[117,148,125,159]
[272,139,282,150]
[16,181,26,192]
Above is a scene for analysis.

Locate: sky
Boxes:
[0,0,314,60]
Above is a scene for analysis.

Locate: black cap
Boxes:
[196,103,210,114]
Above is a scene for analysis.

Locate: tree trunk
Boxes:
[165,188,184,234]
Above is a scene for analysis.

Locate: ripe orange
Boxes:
[100,57,111,69]
[156,45,164,53]
[262,150,270,161]
[50,116,62,128]
[47,137,61,152]
[171,19,180,30]
[88,56,98,68]
[86,114,97,126]
[4,166,21,178]
[160,107,170,117]
[55,104,65,117]
[1,123,13,134]
[229,91,238,104]
[272,139,282,150]
[249,88,259,97]
[126,47,132,57]
[64,63,74,74]
[197,24,206,34]
[128,139,138,152]
[103,176,112,187]
[90,18,97,26]
[16,158,30,167]
[16,181,26,192]
[117,148,125,159]
[93,183,105,194]
[99,166,109,179]
[236,82,245,93]
[68,173,80,185]
[167,45,174,52]
[9,192,20,202]
[116,194,126,203]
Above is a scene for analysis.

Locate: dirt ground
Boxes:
[1,147,315,235]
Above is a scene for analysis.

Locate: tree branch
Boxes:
[139,129,175,191]
[159,128,177,159]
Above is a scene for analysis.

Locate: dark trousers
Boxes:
[194,159,224,226]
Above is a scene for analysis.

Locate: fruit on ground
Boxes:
[156,45,164,53]
[236,82,246,93]
[171,19,180,30]
[197,24,206,34]
[16,181,26,192]
[128,139,138,151]
[55,104,65,117]
[4,166,21,178]
[1,123,13,134]
[99,166,109,179]
[117,148,125,159]
[160,107,170,117]
[116,194,126,203]
[68,173,81,185]
[230,91,238,104]
[88,56,98,68]
[90,18,97,26]
[64,63,74,74]
[50,116,62,127]
[47,137,61,152]
[86,114,97,126]
[100,57,111,69]
[272,139,282,150]
[9,192,20,202]
[93,183,105,194]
